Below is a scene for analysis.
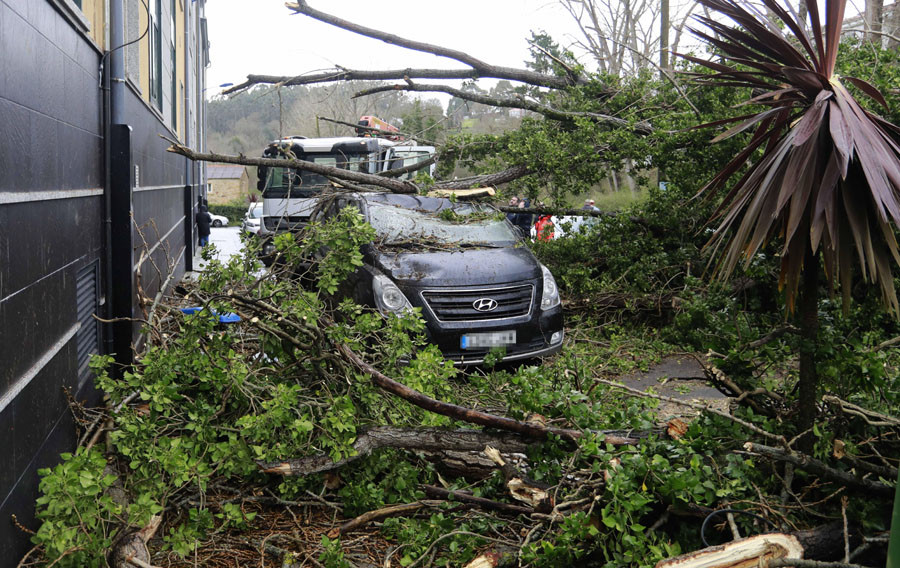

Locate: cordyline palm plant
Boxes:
[682,0,900,434]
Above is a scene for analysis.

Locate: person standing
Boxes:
[196,205,212,247]
[506,196,520,225]
[515,196,534,235]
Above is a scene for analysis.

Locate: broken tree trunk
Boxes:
[655,533,803,568]
[259,425,646,476]
[793,521,862,561]
[259,426,530,475]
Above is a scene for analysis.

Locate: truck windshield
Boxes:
[390,150,432,181]
[263,153,371,198]
[366,203,517,247]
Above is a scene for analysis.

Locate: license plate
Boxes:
[461,330,516,349]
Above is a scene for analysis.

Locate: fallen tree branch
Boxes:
[329,501,443,537]
[747,325,800,349]
[338,343,641,445]
[496,205,620,218]
[872,334,900,351]
[836,452,898,480]
[283,1,585,90]
[823,395,900,427]
[164,139,418,194]
[433,165,532,190]
[422,485,534,515]
[742,443,894,497]
[353,82,651,134]
[225,68,518,95]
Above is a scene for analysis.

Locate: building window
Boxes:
[170,0,177,129]
[149,0,162,110]
[48,0,91,31]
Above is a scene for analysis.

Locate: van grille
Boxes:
[421,284,534,322]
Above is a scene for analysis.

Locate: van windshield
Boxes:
[366,203,517,247]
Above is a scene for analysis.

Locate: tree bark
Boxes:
[793,521,862,561]
[866,0,885,45]
[259,426,533,475]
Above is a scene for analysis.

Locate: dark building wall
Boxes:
[0,0,106,559]
[0,0,202,560]
[125,87,190,323]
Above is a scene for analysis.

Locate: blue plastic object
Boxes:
[180,306,241,323]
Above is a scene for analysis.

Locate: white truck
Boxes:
[255,134,434,259]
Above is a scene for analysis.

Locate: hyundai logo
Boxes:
[472,298,499,312]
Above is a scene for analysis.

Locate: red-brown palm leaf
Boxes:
[685,0,900,314]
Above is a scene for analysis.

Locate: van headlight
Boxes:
[373,273,413,314]
[540,264,560,310]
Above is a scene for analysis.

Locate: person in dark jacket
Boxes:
[196,206,212,247]
[514,197,533,236]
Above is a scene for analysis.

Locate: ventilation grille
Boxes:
[76,263,100,387]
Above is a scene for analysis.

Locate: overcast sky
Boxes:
[205,0,582,99]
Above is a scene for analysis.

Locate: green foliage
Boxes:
[318,536,352,568]
[299,206,376,295]
[32,208,455,559]
[32,448,124,567]
[337,451,431,517]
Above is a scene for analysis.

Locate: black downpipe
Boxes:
[102,48,114,358]
[109,125,135,371]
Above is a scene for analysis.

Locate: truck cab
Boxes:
[256,134,435,261]
[258,137,435,232]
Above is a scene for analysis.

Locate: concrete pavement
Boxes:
[190,226,245,275]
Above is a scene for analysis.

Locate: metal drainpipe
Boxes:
[110,0,125,124]
[102,42,113,355]
[183,1,194,270]
[101,0,125,354]
[106,0,132,371]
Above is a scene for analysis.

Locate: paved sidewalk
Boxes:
[185,227,245,280]
[617,355,730,420]
[197,227,243,268]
